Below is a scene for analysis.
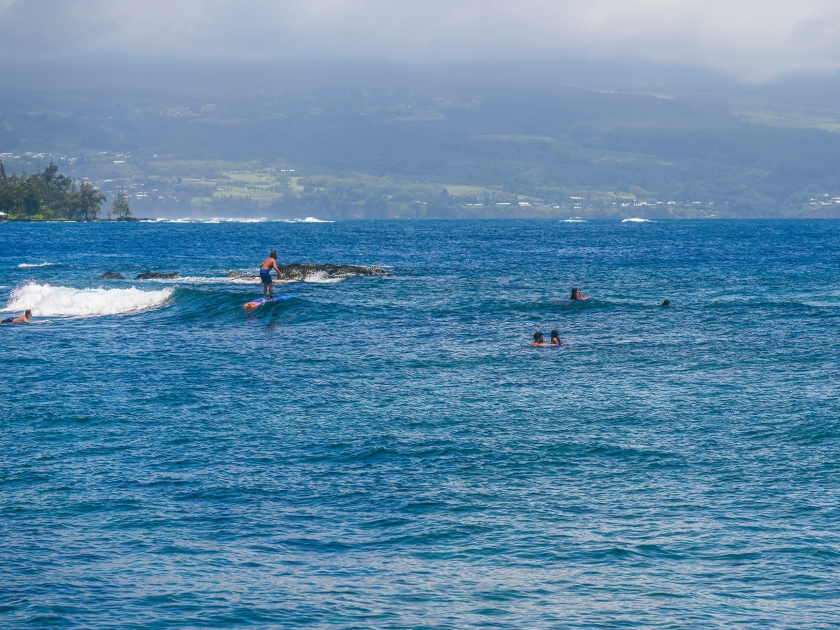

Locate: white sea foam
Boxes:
[561,219,587,223]
[622,217,653,223]
[141,275,263,285]
[152,217,270,223]
[18,262,63,268]
[144,216,334,224]
[2,283,173,317]
[304,271,343,284]
[201,217,268,223]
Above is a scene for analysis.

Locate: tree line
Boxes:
[0,162,112,220]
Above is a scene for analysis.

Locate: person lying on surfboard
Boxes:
[1,309,31,324]
[570,287,589,301]
[259,251,284,299]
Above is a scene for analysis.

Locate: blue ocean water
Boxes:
[1,219,839,627]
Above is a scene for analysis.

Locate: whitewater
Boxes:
[4,283,173,317]
[149,216,334,224]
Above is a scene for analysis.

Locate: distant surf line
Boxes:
[144,217,335,224]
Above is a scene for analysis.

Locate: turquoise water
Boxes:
[2,220,839,627]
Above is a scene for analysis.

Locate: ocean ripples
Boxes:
[2,220,840,627]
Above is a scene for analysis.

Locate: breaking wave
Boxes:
[622,218,653,223]
[2,283,173,317]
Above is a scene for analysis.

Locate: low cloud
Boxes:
[2,0,839,81]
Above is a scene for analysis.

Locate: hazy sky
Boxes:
[2,0,839,82]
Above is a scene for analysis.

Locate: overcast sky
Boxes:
[2,0,839,82]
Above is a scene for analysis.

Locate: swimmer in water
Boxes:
[259,251,284,300]
[531,332,549,347]
[1,310,31,324]
[549,330,564,346]
[570,287,585,301]
[661,299,671,307]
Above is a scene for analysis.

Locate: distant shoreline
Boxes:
[5,215,840,223]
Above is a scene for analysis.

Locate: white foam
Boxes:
[3,283,173,317]
[202,217,269,223]
[304,271,343,284]
[141,275,262,285]
[18,262,62,268]
[144,216,334,224]
[152,217,269,223]
[283,217,335,223]
[622,218,653,223]
[561,219,587,223]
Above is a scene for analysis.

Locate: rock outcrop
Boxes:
[229,263,385,282]
[100,271,125,279]
[135,272,181,280]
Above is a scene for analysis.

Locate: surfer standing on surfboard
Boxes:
[259,251,284,300]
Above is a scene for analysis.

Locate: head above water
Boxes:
[25,310,31,317]
[550,330,559,339]
[270,251,277,259]
[661,300,670,307]
[571,287,579,299]
[533,332,544,343]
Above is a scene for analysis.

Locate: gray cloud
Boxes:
[2,0,839,81]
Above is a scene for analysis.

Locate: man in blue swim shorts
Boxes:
[259,251,284,299]
[1,309,31,324]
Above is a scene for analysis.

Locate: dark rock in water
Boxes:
[277,263,385,281]
[135,271,180,280]
[100,271,124,279]
[228,264,385,282]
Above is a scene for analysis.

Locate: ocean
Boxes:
[2,219,839,627]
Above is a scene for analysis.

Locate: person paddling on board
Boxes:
[570,287,588,301]
[259,251,284,299]
[1,309,31,324]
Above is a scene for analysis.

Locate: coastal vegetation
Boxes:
[0,162,106,220]
[3,76,840,218]
[110,189,132,219]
